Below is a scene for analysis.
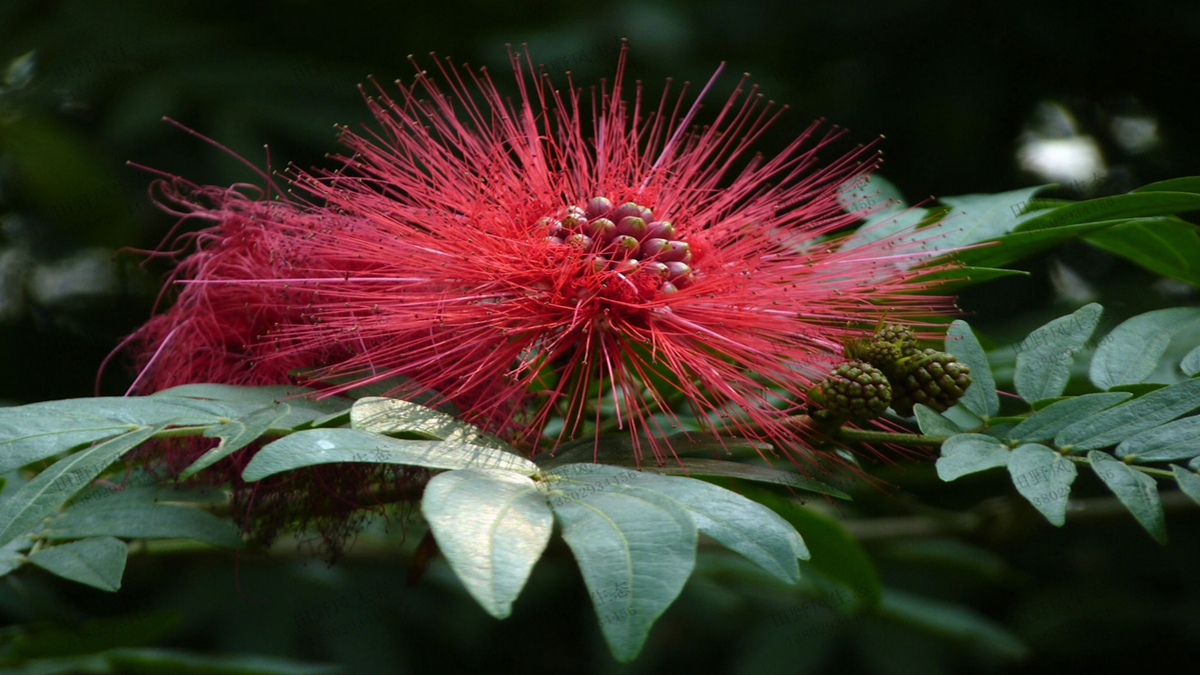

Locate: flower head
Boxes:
[129,47,956,480]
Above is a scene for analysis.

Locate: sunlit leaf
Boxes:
[422,468,552,619]
[242,428,537,481]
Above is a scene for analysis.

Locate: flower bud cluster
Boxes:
[541,197,695,293]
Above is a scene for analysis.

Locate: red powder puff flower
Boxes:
[128,46,956,484]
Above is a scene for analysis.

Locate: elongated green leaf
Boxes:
[27,537,127,591]
[422,468,552,619]
[936,434,1010,481]
[0,424,164,548]
[1015,192,1200,232]
[350,397,514,451]
[1170,465,1200,507]
[0,397,228,426]
[1181,345,1200,377]
[739,486,882,608]
[946,321,998,418]
[180,405,293,479]
[0,536,31,577]
[1133,176,1200,194]
[243,428,537,481]
[1014,303,1103,402]
[840,173,906,216]
[1114,415,1200,463]
[909,266,1029,292]
[152,384,352,428]
[549,467,697,662]
[47,500,243,548]
[1056,378,1200,451]
[1091,308,1200,389]
[949,221,1122,268]
[1089,451,1167,543]
[1007,445,1077,525]
[634,458,851,499]
[1007,392,1132,443]
[877,589,1029,660]
[1085,218,1200,287]
[0,418,135,474]
[913,404,963,436]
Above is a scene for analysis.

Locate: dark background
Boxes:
[1,1,1198,673]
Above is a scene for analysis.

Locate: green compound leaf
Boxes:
[1014,303,1103,402]
[152,384,352,428]
[27,536,127,591]
[1014,191,1200,232]
[744,487,882,609]
[1007,392,1133,443]
[1089,451,1167,543]
[1114,415,1200,463]
[1,397,231,426]
[935,434,1010,481]
[1090,307,1200,389]
[47,498,243,548]
[1085,217,1200,287]
[1170,465,1200,507]
[548,467,697,662]
[350,396,515,451]
[913,404,964,436]
[242,428,537,481]
[181,404,293,479]
[0,417,135,475]
[1055,378,1200,452]
[1007,445,1077,526]
[0,424,165,548]
[946,321,999,418]
[422,468,552,619]
[1181,345,1200,377]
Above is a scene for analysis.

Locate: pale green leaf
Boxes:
[1007,392,1132,443]
[242,428,537,481]
[1114,415,1200,463]
[0,424,164,548]
[1014,303,1103,402]
[1007,445,1077,526]
[1056,378,1200,451]
[350,397,514,451]
[1170,465,1200,507]
[913,404,963,437]
[1090,451,1167,543]
[935,434,1010,481]
[1090,308,1200,389]
[47,499,243,548]
[0,417,135,474]
[946,321,998,418]
[27,536,127,591]
[181,404,293,479]
[422,468,552,619]
[548,466,697,662]
[1181,345,1200,377]
[630,458,851,499]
